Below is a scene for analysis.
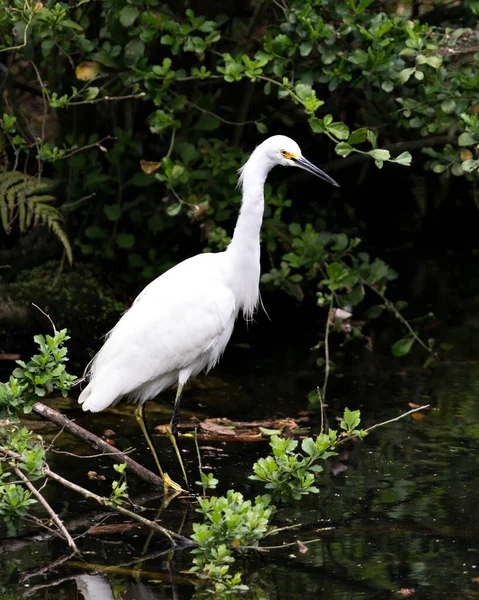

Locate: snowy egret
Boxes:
[79,135,339,491]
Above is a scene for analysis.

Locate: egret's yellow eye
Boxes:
[280,149,294,159]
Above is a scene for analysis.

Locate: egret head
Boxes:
[262,135,340,188]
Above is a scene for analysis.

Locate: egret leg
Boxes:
[134,403,184,492]
[165,384,190,489]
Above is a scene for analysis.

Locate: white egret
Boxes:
[79,135,339,491]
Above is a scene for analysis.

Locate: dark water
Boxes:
[2,256,479,599]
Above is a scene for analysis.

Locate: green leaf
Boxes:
[301,437,316,456]
[194,114,220,131]
[398,67,415,84]
[116,233,135,248]
[328,122,350,140]
[425,55,442,69]
[441,99,456,114]
[259,427,280,436]
[451,163,464,176]
[369,149,391,161]
[322,50,336,64]
[458,132,476,146]
[348,128,368,145]
[256,122,268,134]
[391,337,415,357]
[119,5,139,27]
[124,39,145,65]
[166,203,182,217]
[365,305,384,319]
[104,204,122,221]
[342,407,361,431]
[381,79,394,93]
[462,159,478,172]
[395,151,412,166]
[85,225,108,239]
[335,142,353,157]
[85,87,99,101]
[299,41,313,57]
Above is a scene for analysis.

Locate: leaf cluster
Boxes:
[0,329,77,420]
[191,491,274,590]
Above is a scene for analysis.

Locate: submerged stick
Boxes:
[12,466,78,553]
[31,402,164,489]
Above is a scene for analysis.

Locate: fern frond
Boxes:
[0,167,72,264]
[49,220,73,265]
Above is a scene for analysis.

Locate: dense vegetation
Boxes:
[1,0,478,361]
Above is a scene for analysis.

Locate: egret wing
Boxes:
[83,266,236,409]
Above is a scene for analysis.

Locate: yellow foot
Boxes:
[163,472,189,494]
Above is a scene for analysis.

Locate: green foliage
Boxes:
[0,167,72,263]
[0,484,36,525]
[0,1,451,367]
[0,329,77,420]
[250,409,365,502]
[0,426,46,527]
[196,471,219,494]
[110,463,128,506]
[191,491,274,591]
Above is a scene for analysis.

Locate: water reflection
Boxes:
[76,575,170,600]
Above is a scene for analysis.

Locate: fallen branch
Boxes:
[12,466,78,553]
[32,402,164,488]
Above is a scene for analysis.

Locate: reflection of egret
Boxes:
[79,135,339,490]
[76,575,163,600]
[76,575,114,600]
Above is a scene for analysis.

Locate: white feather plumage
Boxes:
[79,135,336,415]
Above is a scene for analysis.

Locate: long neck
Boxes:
[230,156,268,252]
[226,149,272,318]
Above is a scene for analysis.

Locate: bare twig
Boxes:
[363,405,430,434]
[62,192,96,210]
[166,128,176,159]
[51,448,135,459]
[31,303,56,332]
[321,296,334,406]
[11,466,78,552]
[20,551,77,583]
[68,92,146,106]
[0,9,33,54]
[359,275,434,355]
[56,136,115,160]
[182,97,260,127]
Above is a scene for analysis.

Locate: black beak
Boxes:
[293,156,340,188]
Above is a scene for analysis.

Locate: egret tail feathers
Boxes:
[79,382,118,413]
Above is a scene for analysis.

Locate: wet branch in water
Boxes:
[31,402,164,488]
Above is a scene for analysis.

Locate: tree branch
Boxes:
[12,465,78,553]
[31,402,164,488]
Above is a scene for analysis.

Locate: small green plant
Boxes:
[110,462,128,506]
[0,484,36,526]
[0,328,78,420]
[250,408,366,502]
[0,426,45,530]
[191,491,274,591]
